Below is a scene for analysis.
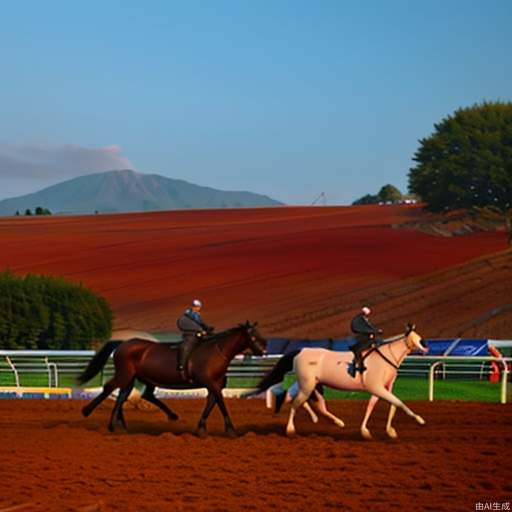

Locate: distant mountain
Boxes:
[0,169,283,215]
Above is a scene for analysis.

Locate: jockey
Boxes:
[176,299,214,377]
[348,306,383,377]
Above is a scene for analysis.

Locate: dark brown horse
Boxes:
[78,321,266,436]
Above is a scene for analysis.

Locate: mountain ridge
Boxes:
[0,169,283,214]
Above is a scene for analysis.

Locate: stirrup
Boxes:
[357,364,367,374]
[347,362,357,378]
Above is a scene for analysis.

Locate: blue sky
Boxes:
[0,0,511,204]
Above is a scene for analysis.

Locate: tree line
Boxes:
[15,207,52,216]
[0,271,113,350]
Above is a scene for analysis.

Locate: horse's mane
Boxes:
[379,332,409,347]
[202,324,246,343]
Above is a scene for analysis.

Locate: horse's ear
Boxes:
[406,322,416,333]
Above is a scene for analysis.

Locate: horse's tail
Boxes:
[77,341,122,385]
[242,349,301,398]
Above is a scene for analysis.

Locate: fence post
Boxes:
[499,359,509,404]
[5,356,20,388]
[428,361,443,401]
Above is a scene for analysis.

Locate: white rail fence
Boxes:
[1,351,511,403]
[422,356,511,404]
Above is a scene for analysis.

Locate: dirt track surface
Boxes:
[1,399,511,511]
[0,205,509,338]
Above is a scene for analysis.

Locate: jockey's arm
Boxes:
[177,314,203,334]
[361,317,381,336]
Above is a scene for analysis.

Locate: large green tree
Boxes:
[408,101,512,242]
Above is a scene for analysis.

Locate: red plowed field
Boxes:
[0,205,509,338]
[0,399,511,511]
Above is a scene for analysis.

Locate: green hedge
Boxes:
[0,271,112,350]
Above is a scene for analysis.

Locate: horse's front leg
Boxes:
[360,395,379,439]
[207,383,237,437]
[386,405,398,439]
[385,378,398,439]
[196,390,216,437]
[367,386,425,426]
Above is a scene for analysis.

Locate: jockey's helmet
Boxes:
[192,299,203,308]
[362,306,371,316]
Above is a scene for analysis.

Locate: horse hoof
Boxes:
[286,428,296,437]
[416,415,426,425]
[108,424,115,433]
[196,427,207,438]
[226,428,237,438]
[168,413,179,421]
[81,407,91,418]
[361,428,372,440]
[387,428,398,439]
[335,419,345,428]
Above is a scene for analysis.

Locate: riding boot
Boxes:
[178,336,197,382]
[349,338,369,376]
[178,338,192,380]
[350,350,366,376]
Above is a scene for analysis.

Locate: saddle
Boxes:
[347,345,377,378]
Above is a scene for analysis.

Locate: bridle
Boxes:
[214,324,265,361]
[364,331,416,370]
[246,327,266,355]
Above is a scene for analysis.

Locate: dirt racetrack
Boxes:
[1,399,511,512]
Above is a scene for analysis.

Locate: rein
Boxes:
[374,348,400,369]
[215,343,230,362]
[205,326,248,362]
[362,334,412,370]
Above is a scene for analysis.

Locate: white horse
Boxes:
[248,325,428,439]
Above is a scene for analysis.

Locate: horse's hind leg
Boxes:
[109,380,135,432]
[303,402,319,423]
[311,389,345,429]
[140,384,179,420]
[82,379,117,417]
[286,379,315,436]
[116,383,135,431]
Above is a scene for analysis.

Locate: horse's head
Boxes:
[404,323,428,354]
[240,321,267,356]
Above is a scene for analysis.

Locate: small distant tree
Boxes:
[25,209,32,216]
[353,184,403,205]
[35,207,51,215]
[353,193,378,205]
[15,210,20,216]
[378,184,402,203]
